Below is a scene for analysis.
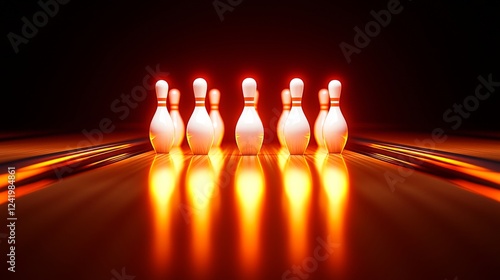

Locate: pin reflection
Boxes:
[314,148,328,170]
[320,154,349,268]
[148,154,178,270]
[169,146,186,174]
[186,155,216,272]
[235,156,265,272]
[277,146,289,172]
[209,147,224,179]
[209,147,225,213]
[283,155,312,262]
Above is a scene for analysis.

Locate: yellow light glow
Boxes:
[321,154,349,268]
[209,147,225,179]
[322,155,349,205]
[186,155,216,271]
[148,154,177,269]
[283,155,312,262]
[277,146,289,172]
[235,156,265,272]
[169,146,186,174]
[314,148,328,170]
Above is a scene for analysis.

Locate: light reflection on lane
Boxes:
[0,144,132,185]
[313,148,328,170]
[319,153,349,269]
[367,143,500,186]
[169,147,187,175]
[0,141,150,201]
[185,155,217,275]
[4,143,500,279]
[277,147,289,172]
[283,155,312,263]
[208,147,224,176]
[235,156,265,273]
[208,147,225,215]
[148,154,179,272]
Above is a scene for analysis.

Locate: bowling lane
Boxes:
[0,131,144,163]
[353,131,500,161]
[2,147,500,280]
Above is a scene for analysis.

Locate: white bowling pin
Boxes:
[283,78,310,155]
[277,89,291,148]
[322,80,348,153]
[186,78,214,155]
[209,89,225,147]
[314,89,329,150]
[169,88,185,147]
[235,78,264,155]
[149,80,175,153]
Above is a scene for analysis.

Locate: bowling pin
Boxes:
[169,88,185,147]
[235,78,264,155]
[283,78,310,155]
[209,89,225,147]
[186,78,214,155]
[149,80,175,153]
[322,80,348,153]
[314,89,329,150]
[277,89,291,148]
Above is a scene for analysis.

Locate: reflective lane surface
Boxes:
[1,138,500,280]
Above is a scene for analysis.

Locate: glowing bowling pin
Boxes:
[209,89,225,147]
[186,78,214,155]
[169,88,185,147]
[314,89,329,150]
[322,80,348,153]
[149,80,175,153]
[235,78,264,155]
[277,89,291,148]
[283,78,310,155]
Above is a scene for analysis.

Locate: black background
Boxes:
[2,0,499,142]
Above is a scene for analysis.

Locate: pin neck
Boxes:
[210,105,219,110]
[330,97,340,106]
[291,97,302,107]
[157,97,167,106]
[244,96,254,107]
[195,97,205,107]
[283,105,291,110]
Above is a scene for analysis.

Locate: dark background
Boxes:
[2,0,499,143]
